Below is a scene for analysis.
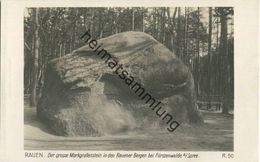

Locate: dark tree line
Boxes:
[24,7,234,113]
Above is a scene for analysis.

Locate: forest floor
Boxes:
[24,98,233,151]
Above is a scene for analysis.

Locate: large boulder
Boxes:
[37,31,203,136]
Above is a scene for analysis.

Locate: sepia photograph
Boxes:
[23,7,234,151]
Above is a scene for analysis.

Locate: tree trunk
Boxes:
[63,42,66,55]
[153,8,157,38]
[132,8,135,31]
[161,8,166,43]
[220,14,229,114]
[171,7,178,51]
[59,44,62,57]
[195,8,201,96]
[216,16,220,94]
[207,7,212,109]
[30,8,40,106]
[184,8,190,65]
[176,8,181,58]
[72,9,78,50]
[142,8,145,32]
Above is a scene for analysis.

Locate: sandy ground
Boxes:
[24,100,233,151]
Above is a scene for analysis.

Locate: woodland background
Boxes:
[24,7,234,114]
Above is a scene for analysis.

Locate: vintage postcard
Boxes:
[0,0,259,162]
